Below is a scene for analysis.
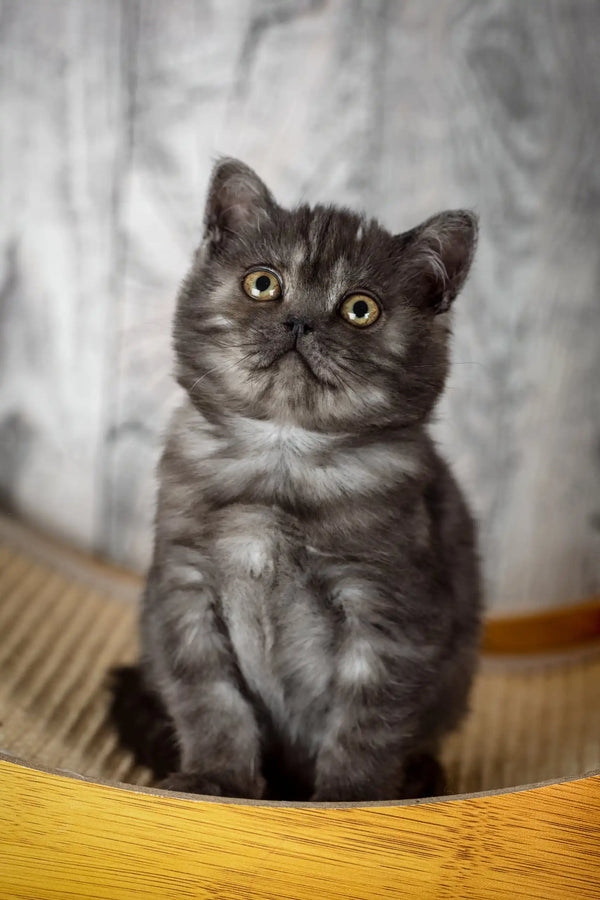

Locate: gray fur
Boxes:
[140,158,481,801]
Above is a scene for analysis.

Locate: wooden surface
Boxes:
[483,596,600,654]
[1,757,600,900]
[1,1,600,613]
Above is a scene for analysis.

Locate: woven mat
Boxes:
[1,517,599,796]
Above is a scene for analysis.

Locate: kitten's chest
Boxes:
[208,419,337,504]
[211,505,334,737]
[180,412,418,507]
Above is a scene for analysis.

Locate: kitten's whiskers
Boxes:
[189,351,257,395]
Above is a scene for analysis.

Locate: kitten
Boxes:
[112,158,482,802]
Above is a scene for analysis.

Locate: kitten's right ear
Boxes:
[394,210,478,314]
[203,158,277,249]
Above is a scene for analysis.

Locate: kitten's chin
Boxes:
[277,349,320,383]
[273,349,346,395]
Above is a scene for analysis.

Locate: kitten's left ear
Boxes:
[395,210,478,313]
[203,157,277,248]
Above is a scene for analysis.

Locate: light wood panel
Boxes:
[1,757,600,900]
[1,1,599,612]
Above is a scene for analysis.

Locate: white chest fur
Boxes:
[175,407,420,505]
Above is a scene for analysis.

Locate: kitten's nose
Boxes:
[284,317,313,339]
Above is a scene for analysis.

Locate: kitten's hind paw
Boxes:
[158,772,227,797]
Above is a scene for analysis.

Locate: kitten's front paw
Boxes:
[159,772,226,796]
[311,781,382,802]
[159,770,265,799]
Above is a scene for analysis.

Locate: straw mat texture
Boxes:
[1,516,599,797]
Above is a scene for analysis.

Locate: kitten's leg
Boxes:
[158,676,264,798]
[311,688,415,802]
[313,691,449,801]
[143,555,265,799]
[311,626,452,802]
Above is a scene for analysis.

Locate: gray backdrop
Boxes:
[1,0,599,613]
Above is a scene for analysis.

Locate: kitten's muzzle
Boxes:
[284,317,314,342]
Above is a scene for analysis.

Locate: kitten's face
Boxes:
[174,160,477,432]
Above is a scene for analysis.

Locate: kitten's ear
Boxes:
[395,210,478,313]
[203,158,277,248]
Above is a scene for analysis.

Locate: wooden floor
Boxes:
[1,1,600,614]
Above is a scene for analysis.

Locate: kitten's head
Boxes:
[174,158,477,432]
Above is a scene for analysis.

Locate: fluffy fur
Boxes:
[112,158,482,801]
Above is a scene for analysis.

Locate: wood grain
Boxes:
[0,0,599,612]
[1,757,600,900]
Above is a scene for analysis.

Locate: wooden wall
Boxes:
[1,0,599,612]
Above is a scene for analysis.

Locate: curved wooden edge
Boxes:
[483,596,600,654]
[1,750,598,808]
[1,747,598,804]
[1,756,600,900]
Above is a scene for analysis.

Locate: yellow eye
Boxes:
[339,293,381,327]
[242,269,282,301]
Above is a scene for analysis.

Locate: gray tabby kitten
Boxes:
[139,158,481,802]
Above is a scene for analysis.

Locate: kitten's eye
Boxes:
[339,293,381,328]
[242,269,282,301]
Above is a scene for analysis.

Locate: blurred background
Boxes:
[0,0,598,614]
